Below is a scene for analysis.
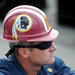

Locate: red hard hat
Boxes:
[1,5,59,42]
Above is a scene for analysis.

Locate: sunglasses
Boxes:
[14,41,53,50]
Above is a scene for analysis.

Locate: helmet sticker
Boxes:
[12,14,32,40]
[14,14,32,32]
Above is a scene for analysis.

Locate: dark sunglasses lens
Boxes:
[35,41,52,50]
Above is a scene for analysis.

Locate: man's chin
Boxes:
[47,57,55,65]
[51,57,55,64]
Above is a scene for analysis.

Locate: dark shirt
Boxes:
[0,54,75,75]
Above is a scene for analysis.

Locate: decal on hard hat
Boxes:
[12,14,32,40]
[14,14,32,32]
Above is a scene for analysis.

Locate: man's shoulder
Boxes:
[0,58,10,69]
[0,58,9,65]
[0,58,14,75]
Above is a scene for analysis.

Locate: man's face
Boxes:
[27,42,57,66]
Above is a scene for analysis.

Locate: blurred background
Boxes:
[0,0,75,69]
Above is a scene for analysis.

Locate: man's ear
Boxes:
[18,48,28,58]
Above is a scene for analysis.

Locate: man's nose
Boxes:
[49,43,57,52]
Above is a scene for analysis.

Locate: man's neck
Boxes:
[26,66,41,75]
[22,63,41,75]
[17,57,41,75]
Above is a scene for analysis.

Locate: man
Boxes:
[0,5,75,75]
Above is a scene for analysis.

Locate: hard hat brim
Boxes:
[28,28,59,42]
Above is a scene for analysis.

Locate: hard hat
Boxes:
[1,5,59,42]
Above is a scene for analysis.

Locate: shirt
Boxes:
[0,54,75,75]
